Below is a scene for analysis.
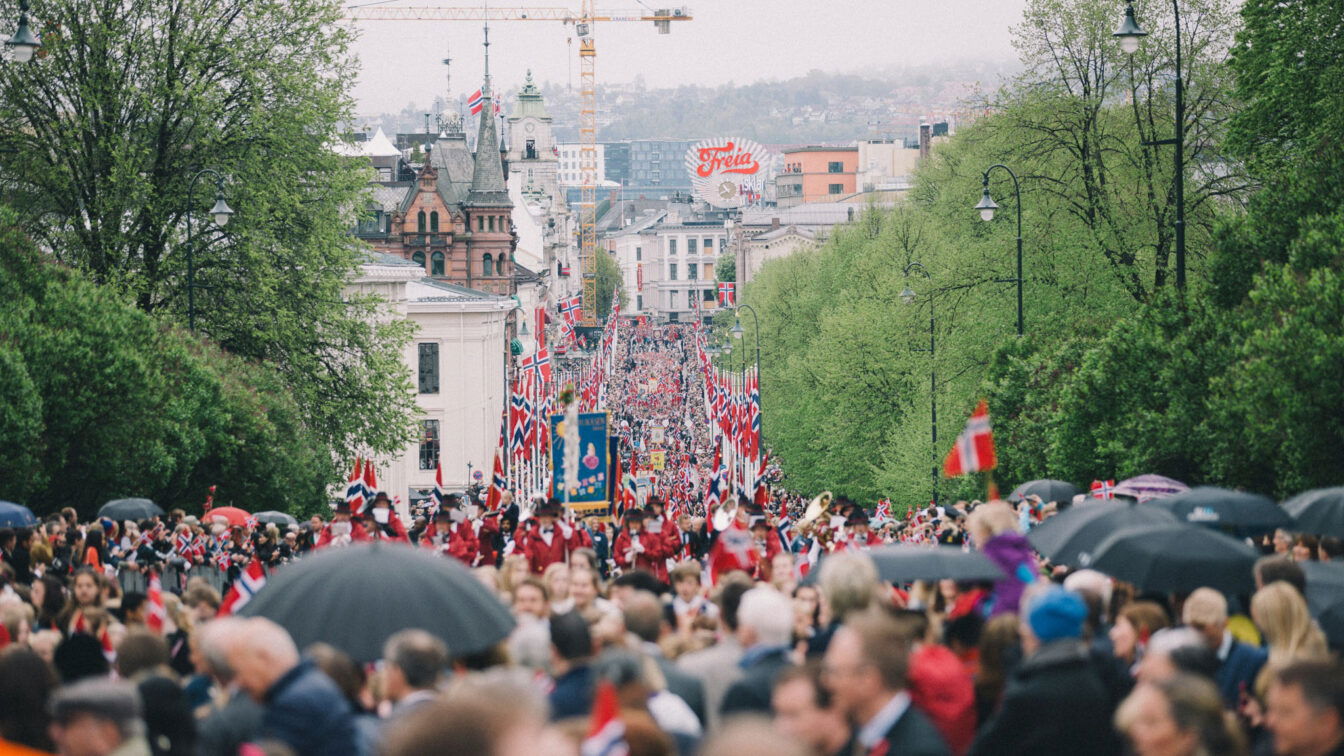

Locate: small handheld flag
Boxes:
[943,400,997,477]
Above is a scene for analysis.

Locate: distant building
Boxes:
[604,204,728,323]
[557,142,605,186]
[857,139,921,193]
[776,146,859,207]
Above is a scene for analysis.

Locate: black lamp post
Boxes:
[1114,1,1186,290]
[185,169,234,332]
[6,0,40,62]
[900,262,938,506]
[975,164,1025,337]
[729,302,762,440]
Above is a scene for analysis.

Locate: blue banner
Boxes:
[551,411,610,510]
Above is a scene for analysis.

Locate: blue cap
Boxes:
[1028,589,1087,643]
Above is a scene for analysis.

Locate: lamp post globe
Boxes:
[6,1,39,63]
[900,286,917,305]
[209,194,234,227]
[730,319,744,339]
[1113,3,1147,54]
[974,187,999,222]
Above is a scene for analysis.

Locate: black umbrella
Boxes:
[1028,501,1178,567]
[254,511,298,527]
[98,498,164,521]
[1087,522,1258,595]
[1282,487,1344,538]
[0,501,37,528]
[1302,562,1344,645]
[1008,479,1081,504]
[806,545,1006,585]
[237,542,515,662]
[1146,486,1292,535]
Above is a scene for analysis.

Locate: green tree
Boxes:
[0,0,416,465]
[593,248,627,317]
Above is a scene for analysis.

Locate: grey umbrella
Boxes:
[1282,487,1344,538]
[1028,500,1178,568]
[98,498,164,521]
[237,541,515,662]
[805,545,1006,586]
[1302,562,1344,645]
[1147,486,1292,535]
[254,511,298,527]
[1008,479,1081,504]
[1087,522,1258,595]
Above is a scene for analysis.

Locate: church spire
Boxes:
[468,22,508,205]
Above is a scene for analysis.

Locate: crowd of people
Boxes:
[1,323,1342,756]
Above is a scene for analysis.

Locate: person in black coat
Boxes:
[823,611,948,756]
[720,587,797,719]
[970,589,1125,756]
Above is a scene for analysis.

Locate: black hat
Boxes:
[624,508,646,522]
[646,496,666,510]
[434,508,454,521]
[846,508,871,527]
[333,502,352,516]
[536,501,562,518]
[371,492,391,505]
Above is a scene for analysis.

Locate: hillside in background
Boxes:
[361,62,1017,145]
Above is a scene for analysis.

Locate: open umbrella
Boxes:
[98,498,163,521]
[1008,480,1081,504]
[1147,486,1292,535]
[1113,474,1189,502]
[254,511,298,527]
[805,545,1006,586]
[0,501,37,528]
[1302,562,1344,645]
[237,542,515,662]
[1027,500,1178,568]
[1282,487,1344,538]
[204,507,251,528]
[1087,522,1258,595]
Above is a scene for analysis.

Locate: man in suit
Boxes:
[674,513,708,562]
[720,586,796,718]
[381,629,448,723]
[772,663,853,756]
[1183,587,1268,708]
[824,610,949,756]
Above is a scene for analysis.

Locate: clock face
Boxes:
[524,122,535,133]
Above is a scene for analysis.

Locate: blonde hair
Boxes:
[968,501,1018,542]
[498,554,530,595]
[1252,582,1328,669]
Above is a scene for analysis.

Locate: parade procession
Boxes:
[3,0,1344,754]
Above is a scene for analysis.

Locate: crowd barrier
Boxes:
[116,563,231,595]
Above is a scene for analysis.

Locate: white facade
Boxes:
[605,208,728,322]
[558,142,606,186]
[348,254,514,503]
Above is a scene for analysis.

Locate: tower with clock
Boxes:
[505,70,560,205]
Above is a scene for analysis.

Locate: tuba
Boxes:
[799,491,834,529]
[711,496,738,532]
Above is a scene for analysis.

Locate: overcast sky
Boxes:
[347,0,1030,115]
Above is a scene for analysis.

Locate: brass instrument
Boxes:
[799,491,834,529]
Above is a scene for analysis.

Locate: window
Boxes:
[705,262,715,280]
[418,343,439,394]
[668,291,678,309]
[525,139,537,159]
[430,211,439,232]
[635,247,642,261]
[828,161,845,173]
[477,216,484,231]
[483,254,494,276]
[702,289,716,303]
[419,420,440,470]
[669,239,677,255]
[417,210,426,233]
[636,295,643,310]
[669,263,678,281]
[431,251,445,276]
[704,238,714,251]
[412,251,425,268]
[488,216,495,232]
[829,183,844,194]
[688,238,697,255]
[687,263,698,280]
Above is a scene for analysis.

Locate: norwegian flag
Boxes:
[943,399,997,477]
[363,461,379,509]
[557,317,576,345]
[533,346,553,385]
[718,282,735,307]
[175,531,193,557]
[876,498,893,521]
[559,295,583,324]
[487,413,508,512]
[467,88,484,115]
[146,572,167,633]
[218,561,267,617]
[582,681,629,756]
[747,372,761,460]
[344,459,366,515]
[1090,479,1117,500]
[431,462,446,515]
[214,549,232,572]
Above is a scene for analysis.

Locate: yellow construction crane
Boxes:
[344,4,693,326]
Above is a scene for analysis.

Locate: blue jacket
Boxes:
[549,664,595,721]
[1216,638,1267,707]
[262,659,360,756]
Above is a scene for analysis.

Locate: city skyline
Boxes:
[347,0,1029,114]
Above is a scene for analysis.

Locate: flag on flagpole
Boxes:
[559,295,583,324]
[467,88,484,115]
[717,282,735,307]
[943,399,997,477]
[146,572,167,633]
[487,414,508,512]
[432,462,446,515]
[218,561,268,617]
[344,459,366,514]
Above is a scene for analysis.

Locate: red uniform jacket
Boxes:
[709,521,758,584]
[833,530,884,553]
[613,527,672,580]
[476,516,502,568]
[520,521,580,574]
[315,522,371,549]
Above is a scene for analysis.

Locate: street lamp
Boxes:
[975,164,1025,336]
[6,0,40,63]
[1115,1,1185,290]
[185,169,234,333]
[902,261,938,507]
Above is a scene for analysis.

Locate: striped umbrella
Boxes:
[1113,474,1189,502]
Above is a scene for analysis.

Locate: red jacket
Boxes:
[709,522,759,584]
[613,527,672,580]
[908,643,977,755]
[519,521,580,574]
[476,516,502,568]
[315,522,371,549]
[447,521,479,565]
[833,530,884,553]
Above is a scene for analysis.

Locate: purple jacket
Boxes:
[980,531,1037,617]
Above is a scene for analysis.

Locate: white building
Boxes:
[557,142,606,187]
[349,253,514,505]
[606,207,729,323]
